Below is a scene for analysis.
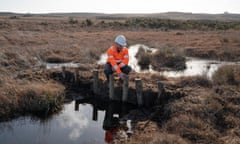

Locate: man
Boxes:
[104,35,131,82]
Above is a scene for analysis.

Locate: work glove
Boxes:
[119,72,126,80]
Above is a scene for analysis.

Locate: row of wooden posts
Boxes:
[93,69,164,106]
[61,67,164,106]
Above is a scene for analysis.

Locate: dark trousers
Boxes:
[104,63,131,81]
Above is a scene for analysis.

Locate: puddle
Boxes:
[0,100,136,144]
[97,44,240,78]
[44,62,80,69]
[162,58,240,78]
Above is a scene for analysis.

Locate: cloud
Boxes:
[57,103,89,141]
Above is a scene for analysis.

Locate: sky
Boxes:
[0,0,239,14]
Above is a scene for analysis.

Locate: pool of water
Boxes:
[161,58,240,78]
[0,101,135,144]
[44,62,80,69]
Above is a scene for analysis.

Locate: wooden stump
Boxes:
[74,68,79,83]
[122,75,129,102]
[93,70,99,94]
[135,78,143,106]
[61,66,66,79]
[157,81,164,99]
[109,74,115,100]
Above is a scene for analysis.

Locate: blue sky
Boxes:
[0,0,239,14]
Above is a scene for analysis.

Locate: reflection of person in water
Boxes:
[103,103,121,144]
[102,102,134,143]
[104,117,119,144]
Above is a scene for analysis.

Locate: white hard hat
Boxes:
[115,35,127,47]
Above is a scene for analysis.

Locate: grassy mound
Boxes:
[0,81,65,121]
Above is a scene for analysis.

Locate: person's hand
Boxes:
[119,72,126,80]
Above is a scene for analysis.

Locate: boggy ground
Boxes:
[0,16,240,143]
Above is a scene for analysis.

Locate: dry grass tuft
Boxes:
[45,54,72,63]
[0,81,65,121]
[163,114,219,143]
[130,132,189,144]
[212,65,240,86]
[135,46,152,70]
[178,76,212,88]
[17,82,65,114]
[151,49,186,71]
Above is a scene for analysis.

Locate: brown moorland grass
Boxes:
[0,16,240,143]
[151,48,186,71]
[212,65,240,86]
[0,79,65,121]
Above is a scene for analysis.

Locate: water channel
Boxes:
[0,100,135,144]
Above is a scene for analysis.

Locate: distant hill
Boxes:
[0,12,240,21]
[148,12,240,21]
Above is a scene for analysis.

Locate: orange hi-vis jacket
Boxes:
[107,45,129,74]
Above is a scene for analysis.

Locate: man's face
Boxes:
[116,44,123,52]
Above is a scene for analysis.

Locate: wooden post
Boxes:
[93,70,99,94]
[61,66,66,79]
[109,74,115,100]
[157,81,164,99]
[135,78,143,106]
[74,68,79,83]
[122,75,129,102]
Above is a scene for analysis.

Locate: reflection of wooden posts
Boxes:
[122,75,129,102]
[92,105,98,121]
[74,101,79,111]
[74,68,79,83]
[109,74,115,100]
[157,81,164,99]
[93,70,99,94]
[135,78,143,106]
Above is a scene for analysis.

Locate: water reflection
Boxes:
[0,99,136,144]
[75,100,136,144]
[0,97,138,144]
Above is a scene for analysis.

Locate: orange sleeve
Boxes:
[122,48,129,65]
[118,48,129,68]
[107,48,121,74]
